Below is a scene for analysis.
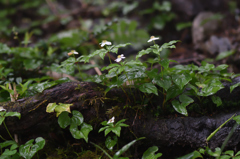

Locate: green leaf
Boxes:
[71,110,84,126]
[159,59,170,69]
[5,112,21,119]
[0,116,5,125]
[0,140,17,149]
[0,43,11,53]
[153,75,172,91]
[211,95,222,107]
[230,83,240,93]
[98,49,109,59]
[219,155,232,159]
[176,150,203,159]
[233,115,240,125]
[176,22,192,31]
[172,100,188,116]
[223,150,234,156]
[101,63,120,71]
[166,84,183,101]
[235,151,240,156]
[206,147,221,157]
[46,103,72,117]
[159,40,180,52]
[90,142,113,159]
[30,81,58,93]
[115,119,128,126]
[197,79,224,96]
[77,55,91,63]
[216,50,235,61]
[138,83,158,95]
[23,59,42,70]
[1,149,17,156]
[136,48,152,59]
[58,111,71,129]
[19,137,45,159]
[109,126,121,137]
[113,137,145,159]
[111,43,131,54]
[172,73,192,90]
[105,135,118,151]
[179,94,194,107]
[215,64,228,71]
[142,146,162,159]
[70,122,93,142]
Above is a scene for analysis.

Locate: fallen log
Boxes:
[1,78,240,158]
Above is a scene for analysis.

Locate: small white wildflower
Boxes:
[99,40,112,47]
[0,106,6,112]
[68,50,79,56]
[107,116,115,124]
[114,54,125,62]
[147,36,160,42]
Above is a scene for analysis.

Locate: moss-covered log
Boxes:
[1,78,240,158]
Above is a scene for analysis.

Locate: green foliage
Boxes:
[0,111,44,159]
[46,103,72,117]
[91,137,145,159]
[99,119,129,137]
[142,146,162,159]
[19,137,45,159]
[0,111,20,125]
[102,20,149,49]
[0,1,240,157]
[57,110,93,142]
[140,1,175,30]
[177,150,203,159]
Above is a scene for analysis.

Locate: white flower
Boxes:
[107,116,115,124]
[0,106,6,112]
[99,40,112,47]
[68,50,78,56]
[114,54,125,62]
[147,36,160,42]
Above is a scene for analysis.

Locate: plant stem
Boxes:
[90,142,113,159]
[108,52,112,64]
[3,121,14,141]
[206,114,236,142]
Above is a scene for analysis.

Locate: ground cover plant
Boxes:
[1,0,240,158]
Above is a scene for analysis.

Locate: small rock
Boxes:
[204,36,232,55]
[192,12,221,49]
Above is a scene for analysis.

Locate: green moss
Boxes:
[78,150,101,159]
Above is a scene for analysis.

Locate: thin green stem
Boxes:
[120,86,131,104]
[3,121,14,141]
[90,142,113,159]
[0,135,7,141]
[206,114,236,142]
[125,73,136,103]
[108,52,112,64]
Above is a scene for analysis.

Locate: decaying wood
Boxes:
[1,78,240,157]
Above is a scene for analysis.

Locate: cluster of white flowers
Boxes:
[107,116,115,124]
[69,36,159,62]
[99,40,126,63]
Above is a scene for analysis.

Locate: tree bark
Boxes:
[1,78,240,157]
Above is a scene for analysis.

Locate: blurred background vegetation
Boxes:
[0,0,239,102]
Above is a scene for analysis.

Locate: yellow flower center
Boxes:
[117,55,121,58]
[150,36,155,39]
[102,40,107,43]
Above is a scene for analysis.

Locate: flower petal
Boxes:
[0,106,6,111]
[107,116,115,124]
